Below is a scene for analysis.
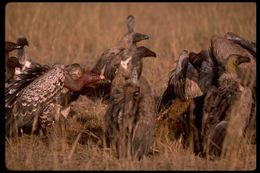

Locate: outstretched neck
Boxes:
[225,63,237,74]
[64,71,102,92]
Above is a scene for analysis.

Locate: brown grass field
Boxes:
[5,2,256,170]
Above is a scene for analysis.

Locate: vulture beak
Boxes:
[236,55,251,65]
[132,33,150,43]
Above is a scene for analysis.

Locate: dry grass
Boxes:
[5,2,256,170]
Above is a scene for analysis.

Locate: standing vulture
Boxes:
[210,32,256,144]
[5,63,105,137]
[201,54,252,160]
[79,15,150,101]
[104,46,156,160]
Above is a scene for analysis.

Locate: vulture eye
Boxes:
[133,91,140,99]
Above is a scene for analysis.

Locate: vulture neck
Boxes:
[17,48,26,65]
[218,72,241,91]
[225,60,237,74]
[64,71,101,92]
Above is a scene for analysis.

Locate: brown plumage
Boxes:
[201,54,252,160]
[5,56,22,82]
[80,15,150,101]
[91,15,149,75]
[104,46,156,160]
[210,32,256,145]
[104,77,156,160]
[5,37,29,82]
[224,32,256,57]
[5,41,22,52]
[158,49,215,112]
[16,37,29,67]
[5,63,104,137]
[156,49,217,155]
[5,41,22,82]
[156,97,193,146]
[111,46,156,91]
[210,33,256,88]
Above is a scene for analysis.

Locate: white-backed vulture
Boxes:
[156,49,216,155]
[79,15,150,101]
[104,46,156,160]
[201,54,252,160]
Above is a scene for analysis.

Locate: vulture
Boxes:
[15,37,30,72]
[210,32,256,89]
[104,45,156,160]
[79,15,150,102]
[156,49,216,154]
[5,63,105,137]
[5,38,29,82]
[210,32,256,144]
[201,54,252,160]
[158,49,216,112]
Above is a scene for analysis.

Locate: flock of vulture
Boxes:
[5,15,256,161]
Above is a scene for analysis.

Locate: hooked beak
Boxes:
[132,33,150,43]
[236,55,251,65]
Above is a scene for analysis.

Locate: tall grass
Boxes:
[5,2,256,170]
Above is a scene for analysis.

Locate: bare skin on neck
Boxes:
[64,70,105,92]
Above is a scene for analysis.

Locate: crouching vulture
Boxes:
[156,48,216,155]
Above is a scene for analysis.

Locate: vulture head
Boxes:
[118,46,156,82]
[5,40,24,81]
[119,15,149,49]
[65,63,85,81]
[5,41,22,52]
[16,37,29,48]
[64,64,105,92]
[219,54,251,90]
[225,54,251,74]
